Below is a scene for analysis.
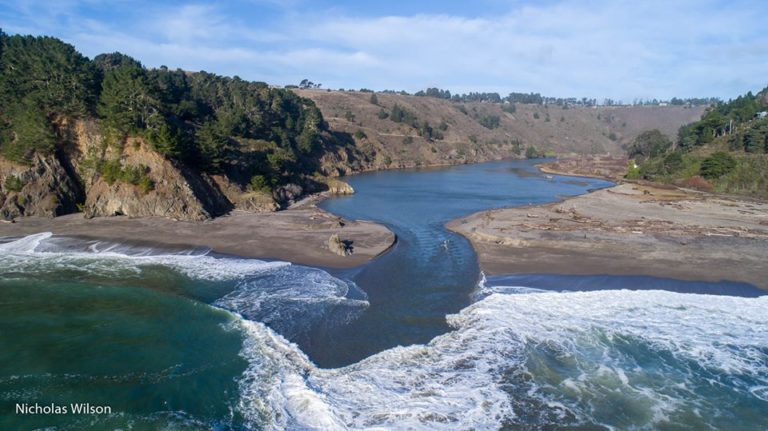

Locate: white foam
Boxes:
[0,233,289,280]
[472,271,546,300]
[233,289,768,430]
[1,233,367,343]
[214,265,369,339]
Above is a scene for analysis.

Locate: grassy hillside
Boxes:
[628,87,768,198]
[296,89,705,169]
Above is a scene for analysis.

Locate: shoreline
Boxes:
[447,181,768,290]
[0,197,396,268]
[0,156,518,268]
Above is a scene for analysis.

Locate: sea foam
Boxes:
[0,233,368,340]
[234,289,768,430]
[0,232,288,280]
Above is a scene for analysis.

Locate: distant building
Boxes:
[757,111,768,119]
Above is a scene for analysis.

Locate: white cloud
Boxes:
[1,0,766,100]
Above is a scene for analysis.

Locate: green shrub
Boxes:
[4,175,24,192]
[137,175,154,194]
[663,151,684,173]
[354,129,366,140]
[502,103,516,114]
[626,129,671,162]
[97,160,154,193]
[625,160,641,179]
[477,114,500,129]
[525,146,541,159]
[390,104,418,126]
[248,175,271,193]
[700,151,736,179]
[1,106,56,163]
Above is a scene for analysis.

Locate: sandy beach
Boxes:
[0,200,396,268]
[447,182,768,289]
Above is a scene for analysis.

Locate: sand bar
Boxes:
[0,202,395,268]
[448,183,768,289]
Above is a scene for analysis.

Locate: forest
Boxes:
[627,87,768,197]
[0,31,339,192]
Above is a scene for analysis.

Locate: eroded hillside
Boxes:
[296,89,705,169]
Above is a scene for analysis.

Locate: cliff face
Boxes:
[0,154,83,220]
[0,118,355,221]
[82,140,232,220]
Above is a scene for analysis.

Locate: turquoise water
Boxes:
[1,160,766,430]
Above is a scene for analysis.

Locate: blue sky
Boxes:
[1,0,766,101]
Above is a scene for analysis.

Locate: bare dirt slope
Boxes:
[297,89,705,169]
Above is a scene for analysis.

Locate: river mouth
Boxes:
[311,159,614,366]
[1,159,766,430]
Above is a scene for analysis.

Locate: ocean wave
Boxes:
[0,233,368,341]
[0,232,289,280]
[214,265,369,340]
[234,289,768,430]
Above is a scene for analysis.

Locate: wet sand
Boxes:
[0,203,396,268]
[447,183,768,289]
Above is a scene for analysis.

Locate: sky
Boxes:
[1,0,766,102]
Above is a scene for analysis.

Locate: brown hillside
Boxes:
[296,89,705,169]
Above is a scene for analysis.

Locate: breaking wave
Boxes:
[0,233,368,340]
[3,233,767,430]
[233,289,768,430]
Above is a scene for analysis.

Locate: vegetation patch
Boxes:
[3,175,24,192]
[97,160,154,194]
[628,86,768,198]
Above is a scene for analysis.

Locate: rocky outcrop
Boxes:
[273,183,305,205]
[324,178,355,195]
[328,233,352,256]
[210,174,279,213]
[0,154,83,220]
[82,140,231,220]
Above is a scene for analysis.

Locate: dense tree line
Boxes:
[412,87,716,108]
[677,89,768,151]
[386,103,443,140]
[627,86,768,198]
[0,32,334,191]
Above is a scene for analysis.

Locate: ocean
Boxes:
[1,160,765,430]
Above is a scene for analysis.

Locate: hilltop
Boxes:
[295,89,705,169]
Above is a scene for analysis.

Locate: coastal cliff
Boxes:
[0,33,358,221]
[0,119,360,221]
[0,154,82,219]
